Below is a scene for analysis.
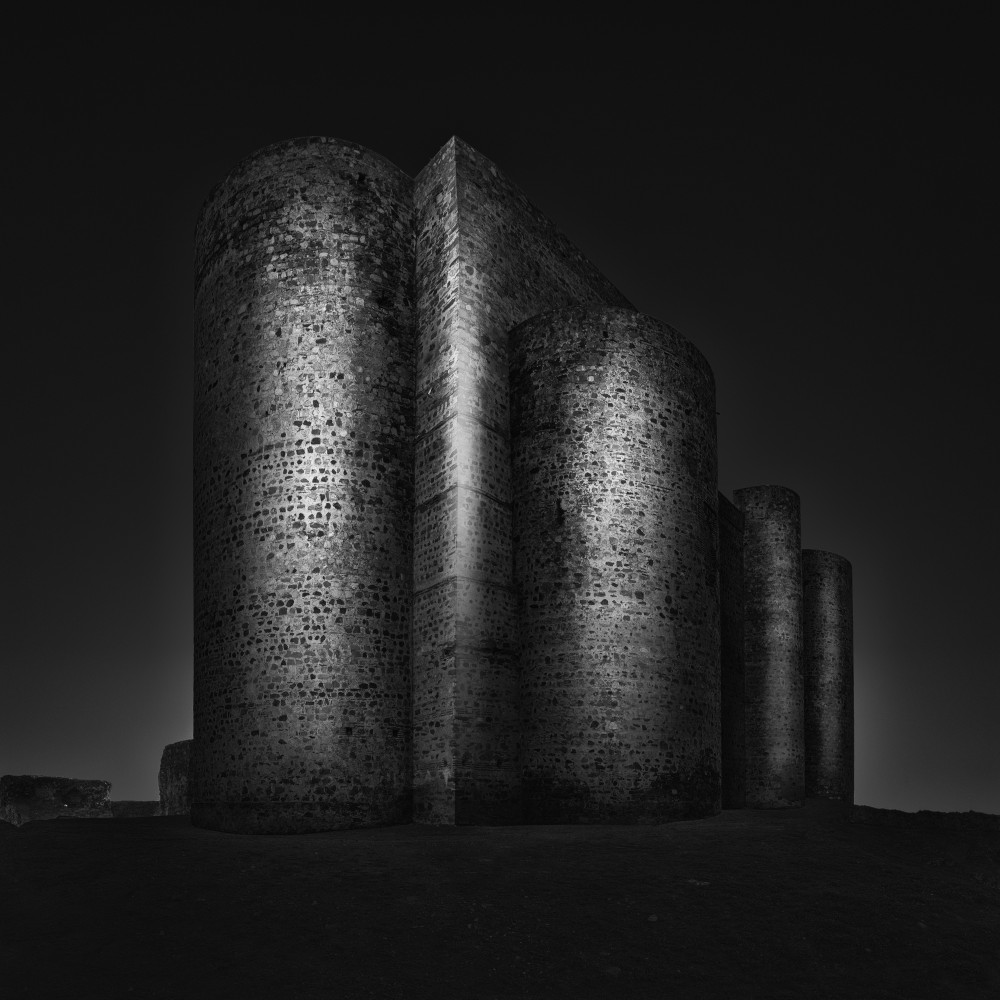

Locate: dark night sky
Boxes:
[4,15,996,812]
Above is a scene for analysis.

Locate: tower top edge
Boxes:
[222,135,413,179]
[509,305,713,383]
[802,549,853,569]
[196,136,417,234]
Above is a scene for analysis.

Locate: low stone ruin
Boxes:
[0,775,113,826]
[158,739,193,815]
[849,804,1000,832]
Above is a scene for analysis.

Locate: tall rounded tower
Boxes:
[718,494,746,809]
[510,307,721,822]
[733,485,804,808]
[193,138,416,833]
[802,549,854,802]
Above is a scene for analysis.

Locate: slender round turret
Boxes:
[802,549,854,802]
[733,485,804,808]
[719,494,746,809]
[510,307,721,822]
[193,138,415,833]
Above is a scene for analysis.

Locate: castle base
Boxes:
[191,796,412,835]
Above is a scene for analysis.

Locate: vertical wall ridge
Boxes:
[412,138,461,823]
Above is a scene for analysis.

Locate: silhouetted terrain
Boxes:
[2,800,997,998]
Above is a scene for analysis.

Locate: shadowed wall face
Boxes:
[0,776,112,826]
[193,138,415,833]
[411,139,632,825]
[802,549,854,803]
[719,494,746,809]
[733,485,804,808]
[158,739,193,816]
[510,308,721,822]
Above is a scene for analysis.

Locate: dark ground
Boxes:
[2,800,997,999]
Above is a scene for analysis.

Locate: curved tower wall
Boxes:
[718,493,746,808]
[193,138,416,833]
[802,549,854,802]
[510,307,721,822]
[733,485,804,808]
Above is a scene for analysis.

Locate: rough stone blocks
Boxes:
[158,739,194,816]
[192,134,854,832]
[193,137,415,833]
[0,775,113,826]
[719,493,746,809]
[510,307,721,821]
[803,549,854,803]
[733,485,804,808]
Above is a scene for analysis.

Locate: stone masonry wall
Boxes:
[733,486,804,808]
[0,775,113,826]
[191,134,854,833]
[158,739,193,816]
[193,138,416,833]
[411,140,462,824]
[719,493,746,808]
[802,549,854,802]
[411,137,633,824]
[510,308,720,822]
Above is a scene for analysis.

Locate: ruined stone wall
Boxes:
[719,493,746,808]
[0,775,112,826]
[733,486,804,808]
[802,549,854,803]
[849,804,998,831]
[193,137,415,833]
[411,138,633,824]
[510,308,720,822]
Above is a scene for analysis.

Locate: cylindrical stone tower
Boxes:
[193,138,416,833]
[510,307,721,823]
[718,493,746,809]
[733,485,804,808]
[802,549,854,802]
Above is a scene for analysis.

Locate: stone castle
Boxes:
[193,136,853,834]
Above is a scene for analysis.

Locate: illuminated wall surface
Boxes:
[802,550,854,803]
[194,136,853,832]
[193,138,416,833]
[733,486,805,808]
[510,308,720,821]
[411,141,631,825]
